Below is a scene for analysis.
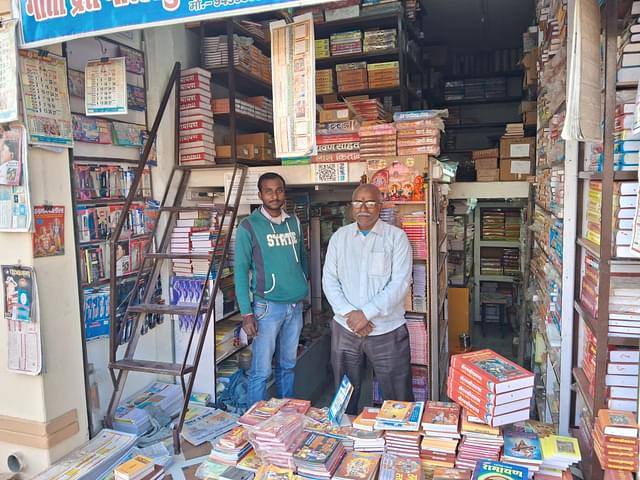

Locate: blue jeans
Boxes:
[247,299,303,405]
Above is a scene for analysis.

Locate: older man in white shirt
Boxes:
[322,183,414,414]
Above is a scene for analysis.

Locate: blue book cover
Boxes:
[503,431,543,463]
[328,375,353,425]
[472,461,528,480]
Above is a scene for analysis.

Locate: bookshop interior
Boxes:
[1,0,640,479]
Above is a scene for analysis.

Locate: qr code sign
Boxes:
[312,162,348,183]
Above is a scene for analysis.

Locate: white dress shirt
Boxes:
[322,219,413,336]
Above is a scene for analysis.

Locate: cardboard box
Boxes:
[472,148,499,160]
[476,168,500,182]
[257,146,275,161]
[319,108,353,123]
[499,136,535,160]
[475,158,498,170]
[223,133,274,148]
[215,145,258,160]
[500,158,530,181]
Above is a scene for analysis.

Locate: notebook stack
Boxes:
[394,112,444,157]
[330,30,362,56]
[400,212,428,259]
[333,452,381,480]
[293,432,346,479]
[246,412,306,469]
[114,455,164,480]
[455,410,504,471]
[209,426,252,465]
[594,409,639,472]
[500,431,543,476]
[535,435,581,477]
[374,400,425,431]
[179,67,215,165]
[358,123,396,158]
[447,349,534,427]
[384,431,421,458]
[420,402,462,473]
[113,382,183,435]
[378,453,424,480]
[347,429,385,453]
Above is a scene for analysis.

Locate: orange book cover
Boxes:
[422,401,460,430]
[333,451,380,480]
[377,401,413,422]
[449,349,533,393]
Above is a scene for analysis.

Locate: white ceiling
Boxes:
[422,0,536,52]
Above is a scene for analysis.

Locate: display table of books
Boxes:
[32,350,638,480]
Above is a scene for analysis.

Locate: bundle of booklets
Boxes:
[330,30,362,56]
[113,455,164,480]
[385,430,421,458]
[378,453,424,480]
[333,452,381,480]
[245,411,306,468]
[594,409,639,472]
[447,349,534,427]
[394,111,444,156]
[455,410,504,471]
[367,61,400,89]
[337,62,368,93]
[374,400,425,431]
[400,212,428,259]
[181,405,238,446]
[113,382,183,435]
[179,67,215,165]
[208,426,252,465]
[359,123,396,158]
[293,432,346,478]
[420,402,462,474]
[363,29,397,52]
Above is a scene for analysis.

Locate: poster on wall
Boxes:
[270,13,316,159]
[0,20,19,123]
[33,205,65,258]
[19,50,73,148]
[0,124,32,232]
[85,57,128,116]
[2,265,42,375]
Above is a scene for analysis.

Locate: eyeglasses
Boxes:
[351,200,380,209]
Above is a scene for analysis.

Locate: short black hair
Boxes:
[258,172,286,192]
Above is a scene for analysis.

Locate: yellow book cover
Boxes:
[377,400,412,422]
[114,455,153,478]
[367,61,399,70]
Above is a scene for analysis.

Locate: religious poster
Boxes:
[19,50,73,147]
[0,125,32,232]
[0,20,18,123]
[33,205,65,257]
[85,57,128,116]
[270,13,316,159]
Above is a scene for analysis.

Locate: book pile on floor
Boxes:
[293,432,346,478]
[420,402,461,475]
[246,411,306,468]
[455,410,504,471]
[113,382,183,435]
[447,349,534,427]
[593,409,639,472]
[359,123,396,158]
[113,454,164,480]
[363,29,397,52]
[179,67,215,165]
[394,112,444,156]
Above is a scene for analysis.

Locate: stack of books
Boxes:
[481,209,506,240]
[378,453,423,480]
[410,264,427,312]
[594,409,639,472]
[246,412,306,469]
[503,123,525,138]
[113,382,183,435]
[455,410,504,471]
[330,30,362,56]
[314,117,361,163]
[293,433,346,478]
[374,400,425,431]
[179,67,215,165]
[358,123,396,158]
[113,455,164,480]
[406,314,428,365]
[607,349,640,411]
[500,431,543,475]
[384,431,421,458]
[170,210,212,276]
[239,398,292,426]
[394,112,443,157]
[181,405,237,446]
[446,349,534,427]
[612,100,640,171]
[347,429,385,453]
[353,407,380,432]
[333,452,381,480]
[367,61,400,89]
[534,435,581,477]
[209,426,252,465]
[346,98,386,121]
[336,62,368,93]
[471,460,528,480]
[363,29,397,52]
[420,402,462,473]
[400,212,427,259]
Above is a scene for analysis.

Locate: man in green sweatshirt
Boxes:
[234,172,309,405]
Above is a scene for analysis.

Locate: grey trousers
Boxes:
[331,320,414,415]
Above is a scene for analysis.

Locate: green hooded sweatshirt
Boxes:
[234,208,309,315]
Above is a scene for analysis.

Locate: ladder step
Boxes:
[128,304,207,315]
[160,206,233,213]
[145,253,211,260]
[110,359,194,375]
